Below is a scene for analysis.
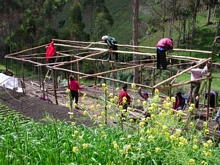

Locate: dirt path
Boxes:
[0,87,94,126]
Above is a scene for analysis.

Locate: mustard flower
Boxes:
[83,110,88,115]
[143,101,148,106]
[104,86,108,91]
[203,121,208,128]
[154,89,159,95]
[188,106,194,113]
[122,96,127,104]
[113,143,118,149]
[203,150,212,158]
[201,161,208,165]
[116,87,119,91]
[66,88,70,93]
[139,121,145,127]
[90,105,95,110]
[131,83,136,89]
[190,122,195,128]
[151,103,157,109]
[82,143,88,149]
[101,111,105,116]
[190,103,195,108]
[137,99,141,105]
[188,159,195,165]
[72,147,78,153]
[147,151,151,155]
[166,97,170,101]
[171,96,176,103]
[175,129,182,137]
[207,139,213,146]
[130,118,134,123]
[170,135,177,141]
[192,144,198,151]
[177,110,184,117]
[204,129,209,135]
[148,135,154,142]
[108,93,113,98]
[114,96,118,101]
[93,115,97,118]
[140,137,145,141]
[96,104,101,109]
[102,83,106,88]
[74,130,79,135]
[155,147,161,153]
[162,125,168,131]
[110,116,114,121]
[127,107,133,111]
[69,114,74,119]
[203,142,209,148]
[110,98,114,103]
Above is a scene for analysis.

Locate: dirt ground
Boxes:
[0,81,95,126]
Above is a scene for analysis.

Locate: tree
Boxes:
[64,0,89,41]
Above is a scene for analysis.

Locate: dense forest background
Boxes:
[0,0,220,58]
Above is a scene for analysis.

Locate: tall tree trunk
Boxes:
[133,0,139,83]
[206,5,211,25]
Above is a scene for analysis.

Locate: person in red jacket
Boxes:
[156,38,173,70]
[46,41,56,63]
[69,75,84,109]
[118,84,131,110]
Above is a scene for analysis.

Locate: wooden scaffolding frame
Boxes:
[4,38,219,119]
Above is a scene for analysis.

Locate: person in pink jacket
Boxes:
[69,75,84,108]
[156,38,173,70]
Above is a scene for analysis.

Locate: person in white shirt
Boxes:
[189,61,211,108]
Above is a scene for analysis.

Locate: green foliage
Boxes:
[1,88,220,164]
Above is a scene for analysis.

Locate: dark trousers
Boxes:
[70,90,79,104]
[109,45,118,61]
[156,49,167,69]
[189,83,200,108]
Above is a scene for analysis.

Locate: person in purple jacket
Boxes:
[156,38,173,70]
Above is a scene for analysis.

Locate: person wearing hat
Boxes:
[68,75,84,109]
[118,84,131,110]
[173,91,185,110]
[138,87,150,102]
[101,35,118,61]
[156,38,173,70]
[189,61,211,108]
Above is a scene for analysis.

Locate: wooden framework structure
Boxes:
[4,38,218,119]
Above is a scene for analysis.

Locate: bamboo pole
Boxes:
[80,63,145,79]
[53,69,58,105]
[5,44,48,58]
[52,66,153,89]
[157,77,212,91]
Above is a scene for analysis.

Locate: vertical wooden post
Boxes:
[53,69,58,105]
[76,58,79,82]
[21,60,24,82]
[112,61,116,94]
[169,58,173,97]
[94,60,97,85]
